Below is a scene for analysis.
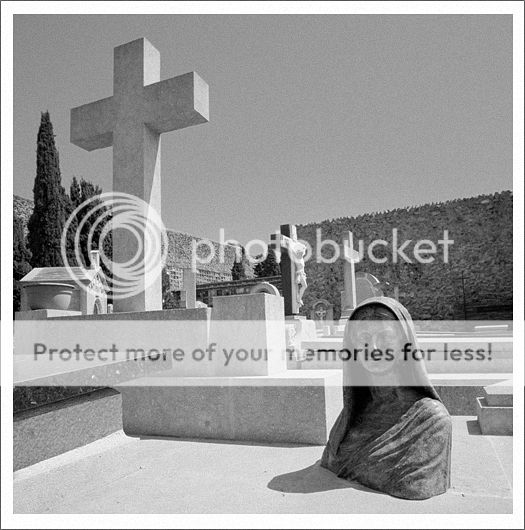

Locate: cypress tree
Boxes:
[70,175,81,209]
[231,245,247,280]
[28,112,71,267]
[264,247,281,277]
[254,247,281,278]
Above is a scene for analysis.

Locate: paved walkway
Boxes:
[14,416,512,513]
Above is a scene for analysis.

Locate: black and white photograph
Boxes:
[1,2,523,527]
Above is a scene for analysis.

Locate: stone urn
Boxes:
[24,282,76,311]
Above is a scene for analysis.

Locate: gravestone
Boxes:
[355,272,384,301]
[310,299,334,324]
[17,250,108,319]
[340,231,360,318]
[340,271,384,318]
[71,38,209,313]
[249,282,281,296]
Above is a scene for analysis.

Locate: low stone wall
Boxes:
[14,388,122,470]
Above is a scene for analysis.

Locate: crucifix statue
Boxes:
[270,224,307,315]
[70,38,209,313]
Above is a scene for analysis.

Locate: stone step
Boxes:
[117,370,343,445]
[484,384,513,407]
[430,374,512,416]
[421,358,512,374]
[281,369,511,416]
[476,396,513,436]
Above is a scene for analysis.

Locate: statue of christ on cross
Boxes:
[270,224,308,315]
[279,234,308,308]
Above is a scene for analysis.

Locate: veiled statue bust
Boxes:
[321,297,452,500]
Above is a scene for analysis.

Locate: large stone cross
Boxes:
[70,38,209,313]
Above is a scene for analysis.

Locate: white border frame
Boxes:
[2,2,523,528]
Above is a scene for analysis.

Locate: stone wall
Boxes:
[165,229,236,289]
[297,191,512,320]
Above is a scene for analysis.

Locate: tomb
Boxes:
[17,250,108,319]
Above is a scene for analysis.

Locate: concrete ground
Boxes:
[14,416,512,514]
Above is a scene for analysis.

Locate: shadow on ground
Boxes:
[466,419,482,435]
[268,460,382,495]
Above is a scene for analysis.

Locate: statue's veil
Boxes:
[327,296,441,453]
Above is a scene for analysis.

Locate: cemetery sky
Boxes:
[14,14,512,246]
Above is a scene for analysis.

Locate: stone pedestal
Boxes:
[285,315,317,341]
[210,293,287,376]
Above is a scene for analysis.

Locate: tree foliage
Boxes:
[27,111,73,267]
[253,247,281,278]
[231,245,247,280]
[69,176,111,268]
[13,219,32,312]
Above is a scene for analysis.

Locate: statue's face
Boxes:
[349,319,404,374]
